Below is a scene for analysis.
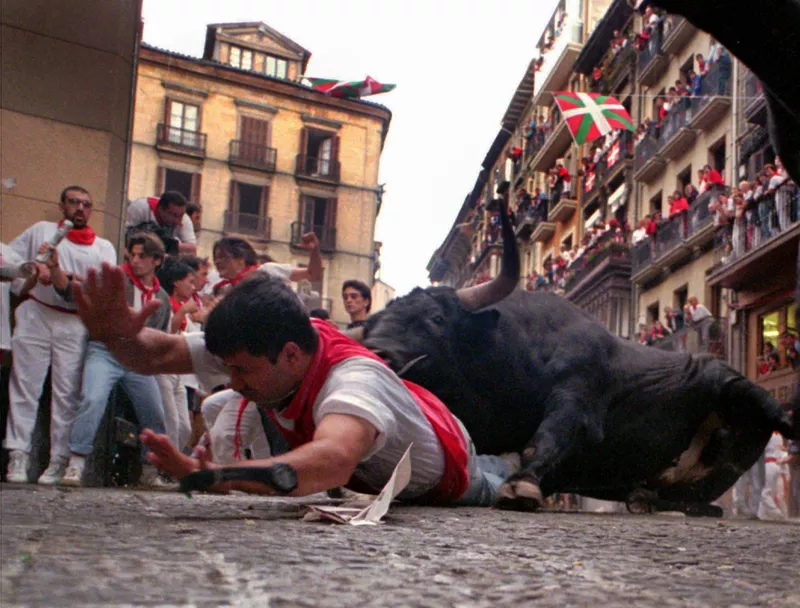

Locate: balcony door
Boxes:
[166,100,200,147]
[229,181,269,235]
[157,168,201,203]
[300,129,339,177]
[239,116,269,164]
[301,195,337,247]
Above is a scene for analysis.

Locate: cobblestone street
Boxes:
[1,484,799,607]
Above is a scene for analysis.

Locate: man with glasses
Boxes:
[4,185,117,484]
[127,191,197,255]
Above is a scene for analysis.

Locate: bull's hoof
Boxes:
[626,489,656,514]
[495,479,544,512]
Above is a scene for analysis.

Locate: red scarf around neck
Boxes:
[214,265,259,291]
[58,219,96,245]
[169,296,188,332]
[233,319,470,503]
[147,197,167,227]
[121,262,161,306]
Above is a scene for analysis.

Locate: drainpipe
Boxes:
[118,4,143,259]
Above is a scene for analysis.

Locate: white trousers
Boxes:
[4,299,87,461]
[757,461,788,520]
[156,374,191,452]
[201,389,271,465]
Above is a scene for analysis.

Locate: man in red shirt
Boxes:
[668,190,689,217]
[703,164,725,187]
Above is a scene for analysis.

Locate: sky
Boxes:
[141,0,560,296]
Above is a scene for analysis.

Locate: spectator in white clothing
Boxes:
[4,186,117,485]
[126,191,197,255]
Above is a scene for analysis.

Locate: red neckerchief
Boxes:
[213,265,259,291]
[58,219,96,245]
[147,197,166,227]
[169,296,188,332]
[234,319,470,503]
[121,262,161,306]
[192,293,202,308]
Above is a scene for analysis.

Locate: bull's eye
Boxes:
[431,314,445,326]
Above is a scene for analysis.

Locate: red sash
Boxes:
[213,265,259,291]
[236,320,470,502]
[58,219,96,245]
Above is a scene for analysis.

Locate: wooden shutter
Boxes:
[240,116,269,163]
[156,167,166,195]
[229,181,237,212]
[260,185,270,215]
[299,128,309,172]
[332,135,341,178]
[190,173,202,203]
[324,197,338,249]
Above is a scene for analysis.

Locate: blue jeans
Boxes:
[69,342,166,459]
[454,454,519,507]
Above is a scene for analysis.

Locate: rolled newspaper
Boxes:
[35,220,73,263]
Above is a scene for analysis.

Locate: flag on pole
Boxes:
[305,76,396,99]
[552,92,634,145]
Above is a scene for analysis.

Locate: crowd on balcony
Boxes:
[525,217,629,295]
[534,8,568,71]
[638,297,713,346]
[634,44,731,147]
[710,158,799,263]
[758,332,800,377]
[631,165,727,248]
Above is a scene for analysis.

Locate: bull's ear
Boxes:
[470,309,501,330]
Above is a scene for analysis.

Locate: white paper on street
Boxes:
[303,443,413,525]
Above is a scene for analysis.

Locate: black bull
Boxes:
[361,201,797,513]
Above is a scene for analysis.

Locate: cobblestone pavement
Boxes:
[1,484,799,607]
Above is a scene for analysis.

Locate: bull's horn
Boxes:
[343,326,365,341]
[455,182,520,311]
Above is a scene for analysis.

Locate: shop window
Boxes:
[757,302,799,377]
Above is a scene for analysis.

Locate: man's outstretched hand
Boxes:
[141,429,216,480]
[73,263,161,344]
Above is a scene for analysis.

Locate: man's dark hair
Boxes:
[126,231,166,262]
[213,237,258,267]
[60,185,90,203]
[342,279,372,313]
[157,258,194,296]
[158,191,187,209]
[127,222,179,256]
[309,308,330,320]
[206,274,318,363]
[186,201,202,216]
[178,254,200,272]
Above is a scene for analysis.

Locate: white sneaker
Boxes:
[38,459,68,485]
[5,450,30,483]
[61,455,87,487]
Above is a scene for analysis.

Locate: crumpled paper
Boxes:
[303,445,412,525]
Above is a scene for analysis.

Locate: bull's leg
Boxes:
[626,489,723,517]
[497,389,604,511]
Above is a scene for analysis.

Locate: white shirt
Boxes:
[632,227,647,245]
[690,303,711,323]
[9,221,116,309]
[185,333,446,498]
[126,198,197,245]
[0,244,18,350]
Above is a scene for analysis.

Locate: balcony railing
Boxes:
[564,237,630,294]
[742,69,767,125]
[295,155,341,181]
[713,184,800,267]
[223,211,272,239]
[637,19,667,86]
[229,141,277,172]
[632,186,727,279]
[291,221,336,252]
[156,124,207,155]
[650,316,727,359]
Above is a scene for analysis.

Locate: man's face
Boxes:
[159,203,185,227]
[223,349,296,405]
[213,250,245,280]
[174,273,195,301]
[190,210,202,232]
[60,189,93,229]
[193,265,209,291]
[127,244,159,278]
[342,287,368,317]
